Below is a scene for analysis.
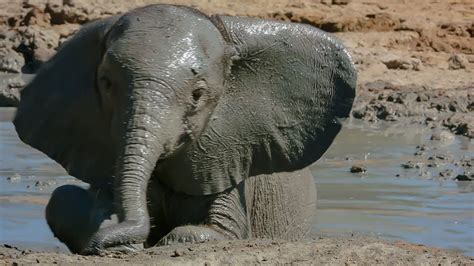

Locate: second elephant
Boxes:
[14,4,356,254]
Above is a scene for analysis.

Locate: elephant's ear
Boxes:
[159,16,356,196]
[14,16,119,185]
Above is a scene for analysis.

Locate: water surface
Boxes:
[1,108,473,255]
[312,119,473,256]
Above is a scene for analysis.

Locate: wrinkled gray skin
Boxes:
[14,5,356,255]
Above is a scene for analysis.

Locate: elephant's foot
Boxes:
[158,225,227,245]
[46,185,143,254]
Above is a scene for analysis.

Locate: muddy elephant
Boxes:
[14,5,356,254]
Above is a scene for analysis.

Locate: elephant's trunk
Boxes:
[117,130,161,218]
[86,83,171,251]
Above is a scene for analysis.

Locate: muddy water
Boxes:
[1,108,473,255]
[312,119,474,256]
[0,108,80,252]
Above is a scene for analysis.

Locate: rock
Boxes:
[321,0,332,5]
[6,173,21,183]
[459,158,473,168]
[401,161,423,169]
[23,0,52,9]
[434,153,450,161]
[0,88,21,106]
[14,26,60,72]
[34,28,60,59]
[425,114,437,122]
[448,54,468,70]
[415,145,429,151]
[419,171,431,178]
[34,180,57,189]
[63,0,77,6]
[425,32,452,52]
[410,58,423,71]
[350,165,367,173]
[454,174,473,181]
[351,109,366,119]
[45,2,92,25]
[332,0,350,5]
[381,56,423,71]
[443,113,474,138]
[54,23,80,38]
[0,29,21,48]
[427,162,440,168]
[0,76,23,107]
[439,169,453,178]
[34,46,56,63]
[22,6,51,26]
[172,249,185,257]
[416,93,430,102]
[0,48,24,73]
[45,3,64,24]
[430,130,454,143]
[414,150,424,156]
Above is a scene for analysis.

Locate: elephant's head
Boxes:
[14,5,356,254]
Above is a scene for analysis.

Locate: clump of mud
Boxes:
[352,82,473,138]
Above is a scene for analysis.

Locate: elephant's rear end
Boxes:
[246,168,317,240]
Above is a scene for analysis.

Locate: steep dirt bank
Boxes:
[2,236,473,265]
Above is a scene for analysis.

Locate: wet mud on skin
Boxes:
[1,108,473,258]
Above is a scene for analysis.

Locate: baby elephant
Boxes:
[14,4,356,254]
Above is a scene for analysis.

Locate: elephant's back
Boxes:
[245,167,317,240]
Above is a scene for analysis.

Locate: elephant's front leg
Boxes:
[157,182,250,245]
[45,185,143,253]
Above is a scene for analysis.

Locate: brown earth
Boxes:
[2,236,474,265]
[0,0,473,137]
[0,0,473,264]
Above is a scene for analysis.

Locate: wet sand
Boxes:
[1,236,473,265]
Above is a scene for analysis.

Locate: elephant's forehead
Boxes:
[105,5,227,71]
[108,5,221,43]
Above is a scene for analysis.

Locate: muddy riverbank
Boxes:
[2,236,473,265]
[1,0,473,137]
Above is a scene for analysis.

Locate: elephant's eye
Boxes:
[189,80,209,112]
